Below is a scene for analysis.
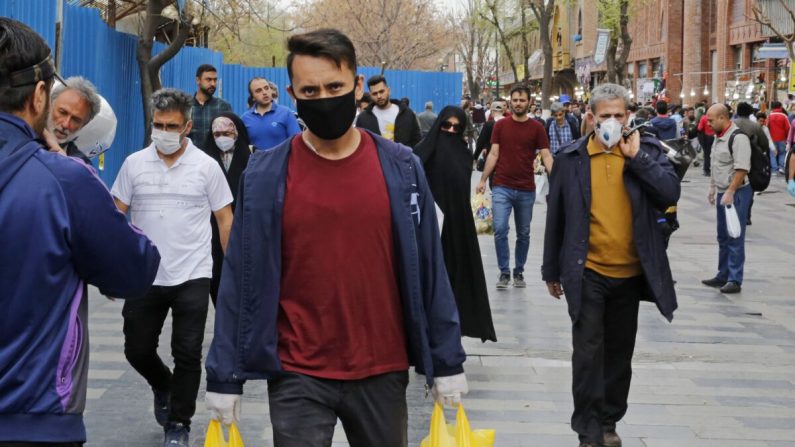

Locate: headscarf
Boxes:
[414,105,469,163]
[211,116,237,136]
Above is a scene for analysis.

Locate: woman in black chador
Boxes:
[415,106,496,342]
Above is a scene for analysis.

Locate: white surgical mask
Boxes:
[595,118,623,149]
[151,128,183,155]
[214,136,236,152]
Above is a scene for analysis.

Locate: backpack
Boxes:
[728,129,771,192]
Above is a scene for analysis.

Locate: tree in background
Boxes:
[750,0,795,61]
[483,0,519,84]
[300,0,453,71]
[528,0,555,108]
[598,0,632,84]
[454,0,497,100]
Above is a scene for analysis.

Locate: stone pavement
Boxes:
[83,170,795,446]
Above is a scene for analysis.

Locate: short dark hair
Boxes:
[656,100,668,114]
[509,85,531,98]
[736,101,754,118]
[196,64,217,79]
[286,29,357,82]
[367,75,387,88]
[246,76,268,107]
[771,100,782,110]
[756,111,767,120]
[359,92,372,104]
[0,18,54,113]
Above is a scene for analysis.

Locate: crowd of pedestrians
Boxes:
[3,16,795,447]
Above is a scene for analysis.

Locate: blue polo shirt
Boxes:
[242,104,302,151]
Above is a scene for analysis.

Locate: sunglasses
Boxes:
[441,121,462,132]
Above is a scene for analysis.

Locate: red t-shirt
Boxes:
[697,115,715,136]
[277,130,409,380]
[490,116,550,191]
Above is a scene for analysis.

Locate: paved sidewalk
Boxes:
[83,170,795,446]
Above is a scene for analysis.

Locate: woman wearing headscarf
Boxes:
[203,112,252,304]
[415,106,496,342]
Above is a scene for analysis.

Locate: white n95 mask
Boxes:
[595,118,623,149]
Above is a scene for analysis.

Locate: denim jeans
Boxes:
[268,371,409,447]
[122,278,210,426]
[773,141,787,171]
[492,186,536,275]
[715,185,752,284]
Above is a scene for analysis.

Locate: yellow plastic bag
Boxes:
[421,403,496,447]
[471,193,494,235]
[204,420,245,447]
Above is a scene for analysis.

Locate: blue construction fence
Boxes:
[1,0,463,185]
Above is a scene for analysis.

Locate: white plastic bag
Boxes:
[534,174,548,205]
[724,204,741,238]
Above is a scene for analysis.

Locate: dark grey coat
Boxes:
[541,135,681,323]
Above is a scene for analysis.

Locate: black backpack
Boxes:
[728,129,771,192]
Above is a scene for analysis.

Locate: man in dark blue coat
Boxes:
[542,83,680,447]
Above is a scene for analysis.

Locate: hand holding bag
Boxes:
[724,204,742,238]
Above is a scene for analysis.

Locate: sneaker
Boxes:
[496,273,510,289]
[701,277,727,288]
[603,430,622,447]
[720,281,741,294]
[513,272,526,288]
[163,422,189,447]
[153,388,170,427]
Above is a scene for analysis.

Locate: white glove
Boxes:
[206,392,242,425]
[431,373,468,407]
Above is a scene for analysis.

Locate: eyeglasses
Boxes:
[441,121,462,132]
[152,122,186,132]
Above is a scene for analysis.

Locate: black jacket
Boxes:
[355,99,422,148]
[541,135,680,323]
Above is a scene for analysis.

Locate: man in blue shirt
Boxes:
[242,77,301,150]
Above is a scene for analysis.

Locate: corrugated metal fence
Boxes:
[3,0,462,185]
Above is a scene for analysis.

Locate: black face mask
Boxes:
[296,88,357,140]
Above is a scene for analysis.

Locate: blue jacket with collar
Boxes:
[206,131,466,394]
[541,134,680,323]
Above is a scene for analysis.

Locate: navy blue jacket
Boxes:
[649,116,679,140]
[541,135,680,323]
[205,131,466,394]
[0,113,160,443]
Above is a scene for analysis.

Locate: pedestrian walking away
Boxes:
[111,88,234,446]
[188,64,232,151]
[0,17,160,446]
[701,103,753,295]
[200,112,253,305]
[542,83,680,447]
[415,105,497,342]
[417,101,437,138]
[242,77,301,151]
[767,101,790,174]
[476,85,553,290]
[355,74,422,147]
[205,28,467,447]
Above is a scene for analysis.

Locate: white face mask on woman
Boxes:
[214,136,236,152]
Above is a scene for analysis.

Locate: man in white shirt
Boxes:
[111,88,233,447]
[354,75,421,147]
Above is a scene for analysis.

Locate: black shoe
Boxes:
[701,277,727,288]
[720,281,741,294]
[163,422,189,447]
[603,430,622,447]
[746,219,752,226]
[496,273,510,289]
[513,272,526,288]
[153,388,170,427]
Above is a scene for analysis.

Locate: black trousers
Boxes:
[699,134,714,174]
[571,269,642,444]
[122,278,210,426]
[0,444,82,447]
[268,371,409,447]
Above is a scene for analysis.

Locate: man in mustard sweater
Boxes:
[542,83,680,447]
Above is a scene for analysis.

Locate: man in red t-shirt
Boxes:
[476,85,553,289]
[205,29,467,446]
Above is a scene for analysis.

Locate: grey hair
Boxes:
[589,83,631,113]
[425,101,433,110]
[550,101,565,113]
[52,76,101,123]
[151,88,193,122]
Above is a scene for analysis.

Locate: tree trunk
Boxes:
[531,1,554,109]
[486,1,519,83]
[606,38,618,83]
[520,1,530,83]
[136,0,193,146]
[615,0,632,84]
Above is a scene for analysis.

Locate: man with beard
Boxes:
[355,74,422,147]
[476,85,553,289]
[189,64,231,151]
[0,18,160,445]
[205,28,467,446]
[48,76,101,162]
[242,77,301,151]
